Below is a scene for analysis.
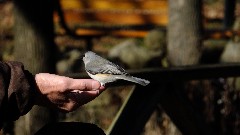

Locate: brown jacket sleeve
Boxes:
[0,61,36,127]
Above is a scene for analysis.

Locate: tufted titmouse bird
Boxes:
[83,51,150,86]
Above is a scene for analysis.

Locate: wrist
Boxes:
[34,74,47,106]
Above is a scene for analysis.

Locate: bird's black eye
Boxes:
[80,54,85,58]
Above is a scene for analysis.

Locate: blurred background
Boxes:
[0,0,240,134]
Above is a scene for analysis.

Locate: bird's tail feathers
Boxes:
[116,75,150,86]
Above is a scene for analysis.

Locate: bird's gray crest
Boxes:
[84,51,99,61]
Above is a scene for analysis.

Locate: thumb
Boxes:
[69,79,102,91]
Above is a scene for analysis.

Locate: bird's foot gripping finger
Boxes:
[100,82,105,87]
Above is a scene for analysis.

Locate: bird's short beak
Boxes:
[80,54,85,59]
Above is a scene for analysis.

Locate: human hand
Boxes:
[34,73,105,112]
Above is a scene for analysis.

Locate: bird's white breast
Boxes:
[87,72,117,85]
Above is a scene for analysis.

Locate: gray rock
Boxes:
[56,49,82,74]
[220,41,240,63]
[108,39,161,69]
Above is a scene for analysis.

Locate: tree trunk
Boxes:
[167,0,203,66]
[13,0,56,134]
[164,1,210,134]
[13,0,56,73]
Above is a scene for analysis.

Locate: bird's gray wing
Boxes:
[86,60,128,75]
